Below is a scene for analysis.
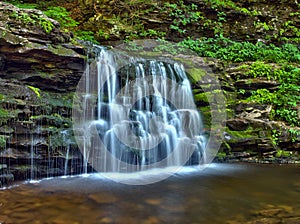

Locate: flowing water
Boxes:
[1,44,298,223]
[72,46,208,176]
[0,164,299,224]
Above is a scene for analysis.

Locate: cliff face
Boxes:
[69,0,300,45]
[0,2,87,183]
[0,1,299,184]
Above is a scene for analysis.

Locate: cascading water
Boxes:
[73,43,209,180]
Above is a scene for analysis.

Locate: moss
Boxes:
[217,151,227,160]
[0,94,4,101]
[46,44,80,57]
[198,106,212,128]
[27,85,41,98]
[30,113,71,128]
[0,135,6,149]
[185,68,206,83]
[194,92,209,104]
[0,108,9,117]
[225,126,257,139]
[49,129,76,148]
[43,92,74,108]
[275,150,293,158]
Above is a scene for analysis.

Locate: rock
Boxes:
[246,217,281,224]
[0,173,14,185]
[88,193,118,204]
[284,217,300,224]
[0,2,86,92]
[0,164,7,170]
[227,118,249,131]
[145,198,162,205]
[255,208,282,217]
[0,2,88,183]
[235,79,279,90]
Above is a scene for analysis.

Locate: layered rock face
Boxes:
[0,1,299,185]
[0,2,87,184]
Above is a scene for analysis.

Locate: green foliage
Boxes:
[179,36,300,63]
[27,85,41,98]
[139,29,166,38]
[247,64,300,126]
[217,151,227,160]
[0,135,6,149]
[288,128,300,142]
[10,11,54,34]
[275,149,292,157]
[164,1,203,34]
[204,0,237,9]
[241,62,274,80]
[153,39,188,55]
[30,113,71,128]
[44,6,79,29]
[0,108,9,117]
[75,30,99,44]
[271,130,280,146]
[4,0,37,9]
[280,20,300,39]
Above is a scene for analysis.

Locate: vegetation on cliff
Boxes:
[1,0,300,162]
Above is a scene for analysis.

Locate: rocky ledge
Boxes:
[0,2,88,184]
[0,2,299,186]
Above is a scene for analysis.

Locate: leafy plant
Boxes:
[44,6,79,30]
[247,64,300,126]
[11,11,54,34]
[271,130,280,146]
[27,85,41,98]
[288,128,300,142]
[275,149,292,157]
[75,30,99,44]
[0,135,6,149]
[217,151,227,160]
[0,108,9,117]
[164,1,203,34]
[4,0,37,9]
[179,36,300,63]
[204,0,237,9]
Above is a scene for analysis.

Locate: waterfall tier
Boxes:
[73,45,209,179]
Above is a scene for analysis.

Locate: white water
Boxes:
[73,47,207,175]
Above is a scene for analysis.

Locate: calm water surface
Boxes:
[0,164,299,224]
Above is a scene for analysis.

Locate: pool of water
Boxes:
[0,163,299,224]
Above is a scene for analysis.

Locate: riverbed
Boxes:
[0,164,299,224]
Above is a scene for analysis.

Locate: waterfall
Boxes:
[73,45,207,175]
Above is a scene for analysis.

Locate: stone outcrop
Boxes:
[0,2,299,186]
[72,0,300,44]
[0,2,85,92]
[214,64,300,163]
[0,2,88,183]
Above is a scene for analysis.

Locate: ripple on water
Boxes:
[0,164,298,224]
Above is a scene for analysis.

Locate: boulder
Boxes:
[0,2,86,92]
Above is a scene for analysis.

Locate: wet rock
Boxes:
[145,198,162,205]
[235,79,279,90]
[227,118,249,131]
[0,2,86,92]
[285,217,300,224]
[99,217,114,223]
[0,164,7,170]
[246,217,281,224]
[0,173,14,185]
[88,193,118,204]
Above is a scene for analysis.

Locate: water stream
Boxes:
[72,46,207,178]
[0,164,299,224]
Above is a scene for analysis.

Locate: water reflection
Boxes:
[0,164,299,224]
